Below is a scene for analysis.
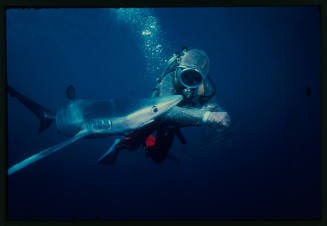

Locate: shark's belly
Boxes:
[56,101,86,136]
[55,99,138,136]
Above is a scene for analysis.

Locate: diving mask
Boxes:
[176,65,205,89]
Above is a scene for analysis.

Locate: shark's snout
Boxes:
[169,95,184,106]
[125,95,183,130]
[155,95,183,112]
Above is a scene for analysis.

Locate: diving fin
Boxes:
[7,85,55,133]
[97,138,122,165]
[8,130,89,176]
[174,128,187,144]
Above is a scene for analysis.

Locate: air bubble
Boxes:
[111,8,172,78]
[142,30,152,36]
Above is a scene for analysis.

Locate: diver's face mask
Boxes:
[176,65,205,89]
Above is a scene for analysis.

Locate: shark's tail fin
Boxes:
[7,85,55,132]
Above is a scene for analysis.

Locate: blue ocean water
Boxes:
[6,7,320,219]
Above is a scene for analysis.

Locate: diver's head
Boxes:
[176,49,209,89]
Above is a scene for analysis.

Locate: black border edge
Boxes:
[0,0,326,226]
[0,1,8,225]
[320,1,326,226]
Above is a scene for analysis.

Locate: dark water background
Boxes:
[6,7,320,219]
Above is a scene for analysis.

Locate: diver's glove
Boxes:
[202,111,231,130]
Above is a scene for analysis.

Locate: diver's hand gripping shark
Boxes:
[7,85,183,176]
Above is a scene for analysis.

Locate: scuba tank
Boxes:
[152,46,188,97]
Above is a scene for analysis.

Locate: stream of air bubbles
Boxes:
[111,8,171,78]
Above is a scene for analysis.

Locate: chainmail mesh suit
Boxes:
[153,70,226,128]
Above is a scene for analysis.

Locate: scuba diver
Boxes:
[99,47,231,165]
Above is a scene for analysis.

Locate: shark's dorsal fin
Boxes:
[8,130,89,176]
[66,85,76,100]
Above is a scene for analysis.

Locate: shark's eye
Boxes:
[152,105,158,113]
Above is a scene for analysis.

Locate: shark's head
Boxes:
[127,95,183,129]
[150,95,184,114]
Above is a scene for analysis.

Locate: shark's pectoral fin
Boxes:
[8,130,90,176]
[97,138,123,165]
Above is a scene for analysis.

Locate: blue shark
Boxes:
[7,86,183,175]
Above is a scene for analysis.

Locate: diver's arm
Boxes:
[160,106,207,127]
[161,96,231,130]
[202,96,231,128]
[200,95,223,112]
[199,91,231,130]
